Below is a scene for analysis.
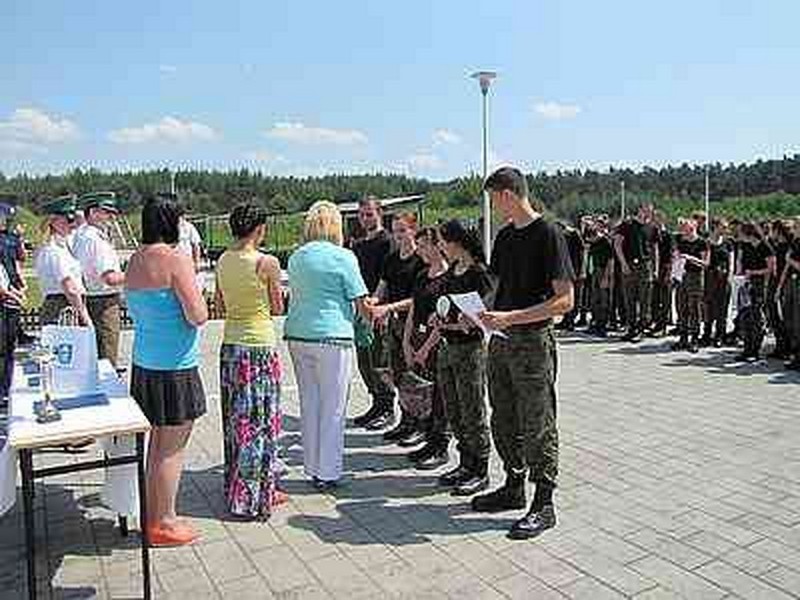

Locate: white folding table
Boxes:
[7,360,152,600]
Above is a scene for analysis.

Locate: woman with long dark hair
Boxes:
[435,220,494,496]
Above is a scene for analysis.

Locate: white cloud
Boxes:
[0,108,80,151]
[108,116,217,144]
[159,64,178,74]
[264,122,368,146]
[243,150,288,164]
[432,129,462,146]
[534,102,582,121]
[407,153,444,170]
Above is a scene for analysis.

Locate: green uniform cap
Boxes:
[43,194,78,219]
[79,191,119,213]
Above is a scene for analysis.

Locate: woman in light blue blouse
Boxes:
[285,201,372,489]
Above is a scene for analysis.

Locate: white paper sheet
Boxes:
[448,292,508,339]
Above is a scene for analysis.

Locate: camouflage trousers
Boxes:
[676,270,705,338]
[623,260,653,331]
[356,321,394,412]
[704,270,730,339]
[488,325,559,484]
[741,275,767,356]
[591,273,611,328]
[437,338,490,463]
[783,273,800,355]
[87,294,122,367]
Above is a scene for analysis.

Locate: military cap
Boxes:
[43,194,78,219]
[79,191,119,213]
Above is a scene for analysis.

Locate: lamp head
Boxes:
[471,71,497,94]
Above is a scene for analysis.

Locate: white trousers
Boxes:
[288,341,353,482]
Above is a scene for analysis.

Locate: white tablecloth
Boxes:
[0,360,149,519]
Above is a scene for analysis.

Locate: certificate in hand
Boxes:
[448,292,508,339]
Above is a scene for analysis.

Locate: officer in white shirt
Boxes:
[71,192,125,365]
[34,195,90,326]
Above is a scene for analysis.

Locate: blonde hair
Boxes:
[304,200,344,245]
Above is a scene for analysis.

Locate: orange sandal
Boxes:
[146,522,200,547]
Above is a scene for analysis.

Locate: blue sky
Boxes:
[1,0,797,180]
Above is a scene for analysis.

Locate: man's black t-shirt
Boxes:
[708,240,732,275]
[741,241,774,272]
[412,269,449,327]
[565,228,585,278]
[352,230,392,293]
[618,220,657,263]
[788,239,800,267]
[441,263,494,343]
[773,241,790,280]
[491,218,575,312]
[589,237,613,274]
[381,250,425,302]
[676,237,708,274]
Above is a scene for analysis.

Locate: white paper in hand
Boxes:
[448,292,508,339]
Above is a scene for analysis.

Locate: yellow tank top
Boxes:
[216,249,276,346]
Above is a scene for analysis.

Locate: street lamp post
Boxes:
[620,180,626,219]
[704,166,710,232]
[471,70,497,260]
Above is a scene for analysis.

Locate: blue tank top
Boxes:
[127,288,200,370]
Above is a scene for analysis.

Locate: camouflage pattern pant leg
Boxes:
[437,339,490,462]
[623,261,653,330]
[488,327,559,484]
[705,272,730,338]
[591,274,610,328]
[356,326,395,411]
[742,276,767,355]
[87,294,121,367]
[783,274,800,355]
[677,271,704,337]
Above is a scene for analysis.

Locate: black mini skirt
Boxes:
[131,365,207,426]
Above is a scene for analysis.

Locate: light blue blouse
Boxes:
[284,241,368,342]
[127,288,200,370]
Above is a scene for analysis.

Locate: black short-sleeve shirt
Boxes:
[411,269,449,327]
[676,237,709,274]
[565,229,585,277]
[589,237,613,273]
[773,240,790,279]
[490,218,575,312]
[741,241,774,272]
[617,220,657,263]
[352,230,392,293]
[381,250,425,302]
[708,240,732,275]
[441,263,494,343]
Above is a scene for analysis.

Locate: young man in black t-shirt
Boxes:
[474,167,575,540]
[351,197,396,429]
[587,223,614,335]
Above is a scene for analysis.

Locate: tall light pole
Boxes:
[471,70,497,260]
[620,180,626,219]
[704,166,710,232]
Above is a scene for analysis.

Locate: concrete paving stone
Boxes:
[155,563,218,596]
[632,586,686,600]
[695,560,796,600]
[217,575,277,599]
[681,531,740,558]
[503,544,584,588]
[446,580,509,599]
[760,567,800,597]
[562,549,658,596]
[718,547,779,577]
[442,537,521,582]
[559,576,630,599]
[365,560,436,596]
[305,553,381,598]
[227,520,285,554]
[196,538,257,585]
[491,571,567,599]
[275,525,342,562]
[746,538,800,572]
[270,584,333,599]
[624,528,714,571]
[147,545,200,575]
[562,526,651,565]
[251,545,319,593]
[627,556,728,600]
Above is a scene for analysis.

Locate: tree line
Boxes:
[2,154,800,222]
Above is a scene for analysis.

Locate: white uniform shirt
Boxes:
[71,224,121,296]
[34,237,86,296]
[177,219,202,259]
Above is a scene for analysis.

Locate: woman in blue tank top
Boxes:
[126,195,208,547]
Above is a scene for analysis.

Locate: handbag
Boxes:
[39,308,99,396]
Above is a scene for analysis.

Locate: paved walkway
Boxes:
[2,322,800,599]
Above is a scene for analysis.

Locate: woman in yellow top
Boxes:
[215,203,285,519]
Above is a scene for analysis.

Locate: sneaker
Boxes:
[397,429,427,448]
[452,473,490,497]
[471,479,527,512]
[353,405,382,428]
[507,504,557,540]
[621,329,641,343]
[438,464,471,487]
[383,418,415,442]
[414,446,450,470]
[365,411,395,431]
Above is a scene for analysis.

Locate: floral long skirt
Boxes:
[220,344,282,518]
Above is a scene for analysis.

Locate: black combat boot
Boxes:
[471,472,526,512]
[507,480,557,540]
[439,457,472,487]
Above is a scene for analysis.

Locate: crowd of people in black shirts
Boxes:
[557,204,800,368]
[346,167,576,540]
